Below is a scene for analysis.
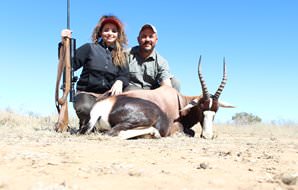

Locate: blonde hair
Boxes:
[92,15,128,68]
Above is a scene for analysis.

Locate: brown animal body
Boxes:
[120,57,235,138]
[79,57,234,139]
[78,95,171,138]
[120,86,194,135]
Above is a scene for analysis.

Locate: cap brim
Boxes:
[140,24,157,34]
[101,18,122,29]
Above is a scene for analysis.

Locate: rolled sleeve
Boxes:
[156,57,173,83]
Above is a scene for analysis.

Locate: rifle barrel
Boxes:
[67,0,70,29]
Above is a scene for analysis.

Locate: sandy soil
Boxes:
[0,113,297,190]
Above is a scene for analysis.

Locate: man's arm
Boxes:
[155,53,173,87]
[160,78,172,87]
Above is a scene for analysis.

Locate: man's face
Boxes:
[138,28,158,53]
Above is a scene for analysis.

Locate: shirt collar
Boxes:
[99,39,115,51]
[134,46,156,61]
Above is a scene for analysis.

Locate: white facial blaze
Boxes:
[202,110,215,139]
[87,98,114,134]
[208,98,213,109]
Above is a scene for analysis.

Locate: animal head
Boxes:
[180,56,235,139]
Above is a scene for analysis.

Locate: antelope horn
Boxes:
[219,100,235,108]
[198,55,210,100]
[213,57,227,100]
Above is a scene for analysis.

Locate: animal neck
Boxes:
[177,95,203,129]
[183,95,202,105]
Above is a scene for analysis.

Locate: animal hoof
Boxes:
[106,129,118,137]
[77,126,88,134]
[54,121,68,132]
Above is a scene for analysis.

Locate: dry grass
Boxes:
[1,109,297,134]
[0,110,78,129]
[0,110,297,190]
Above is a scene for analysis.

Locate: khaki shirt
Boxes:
[127,46,173,89]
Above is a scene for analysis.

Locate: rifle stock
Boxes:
[55,36,72,132]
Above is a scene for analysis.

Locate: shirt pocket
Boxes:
[143,68,157,84]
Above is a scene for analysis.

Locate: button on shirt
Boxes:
[127,46,173,89]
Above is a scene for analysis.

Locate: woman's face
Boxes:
[101,23,118,46]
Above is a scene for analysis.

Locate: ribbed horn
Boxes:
[213,57,227,100]
[198,55,210,100]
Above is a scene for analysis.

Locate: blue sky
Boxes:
[0,0,297,123]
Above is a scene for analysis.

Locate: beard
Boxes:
[141,42,155,53]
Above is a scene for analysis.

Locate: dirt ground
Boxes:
[0,112,297,190]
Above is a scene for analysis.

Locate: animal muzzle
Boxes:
[201,111,216,139]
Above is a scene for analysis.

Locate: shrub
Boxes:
[232,112,262,125]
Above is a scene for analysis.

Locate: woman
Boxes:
[61,15,129,127]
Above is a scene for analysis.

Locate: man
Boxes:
[125,24,180,91]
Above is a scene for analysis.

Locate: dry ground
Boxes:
[0,111,297,190]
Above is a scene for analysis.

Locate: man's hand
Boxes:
[160,78,172,87]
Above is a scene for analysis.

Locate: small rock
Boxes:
[197,162,209,169]
[281,173,298,185]
[0,182,7,189]
[128,171,142,177]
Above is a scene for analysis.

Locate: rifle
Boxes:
[55,0,77,132]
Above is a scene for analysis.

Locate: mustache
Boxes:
[142,41,151,46]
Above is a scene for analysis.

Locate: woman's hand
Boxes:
[110,80,123,95]
[61,29,72,38]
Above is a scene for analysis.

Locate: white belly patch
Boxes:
[88,98,115,129]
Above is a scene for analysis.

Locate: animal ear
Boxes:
[180,99,199,112]
[218,100,235,108]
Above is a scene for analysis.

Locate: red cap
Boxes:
[101,17,122,30]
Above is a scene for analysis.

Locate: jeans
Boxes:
[73,93,97,127]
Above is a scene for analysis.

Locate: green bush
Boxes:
[232,112,262,125]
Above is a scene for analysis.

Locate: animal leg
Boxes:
[78,116,104,135]
[183,127,195,137]
[167,122,184,136]
[106,122,134,136]
[153,114,170,137]
[77,123,90,134]
[107,122,161,139]
[118,127,161,140]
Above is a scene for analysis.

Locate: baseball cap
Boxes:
[139,24,158,34]
[101,17,122,30]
